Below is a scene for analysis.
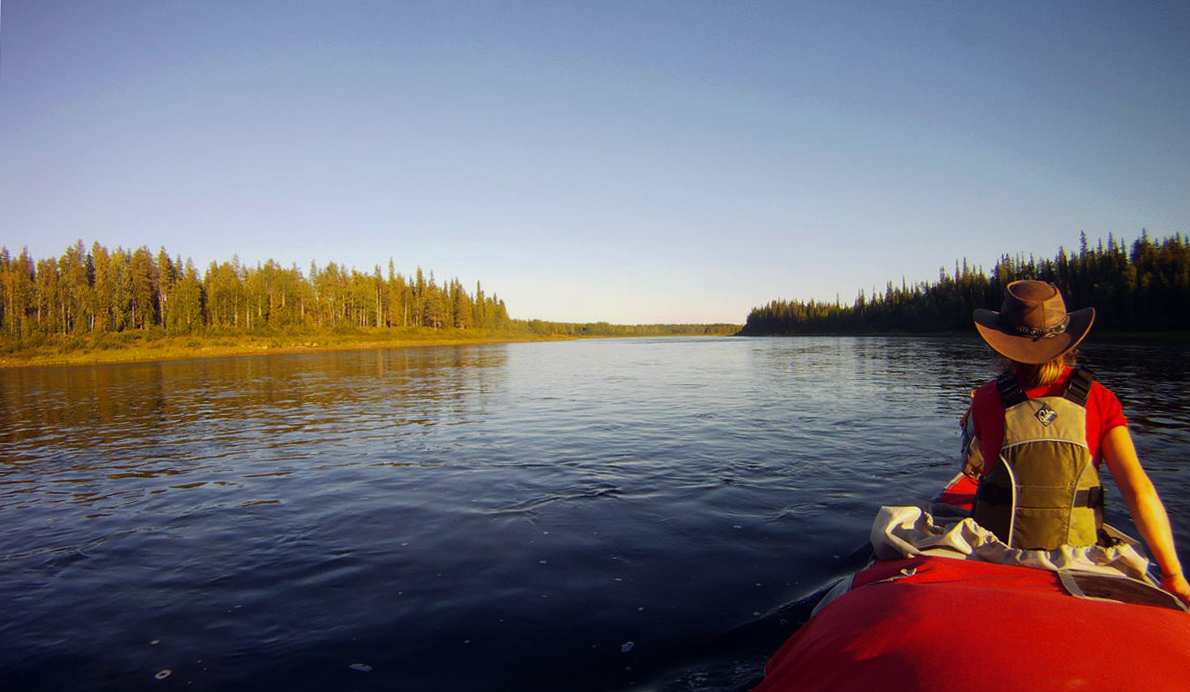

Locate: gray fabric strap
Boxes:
[1056,568,1189,612]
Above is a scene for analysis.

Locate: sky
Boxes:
[2,1,1188,324]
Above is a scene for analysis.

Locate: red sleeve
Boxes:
[970,380,1004,469]
[1086,382,1127,464]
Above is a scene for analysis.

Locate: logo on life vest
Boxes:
[1034,403,1058,426]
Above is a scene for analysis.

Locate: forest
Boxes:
[0,241,737,353]
[0,241,514,342]
[741,231,1190,336]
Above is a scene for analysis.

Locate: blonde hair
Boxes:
[1005,350,1079,389]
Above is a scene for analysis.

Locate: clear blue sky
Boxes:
[3,1,1188,324]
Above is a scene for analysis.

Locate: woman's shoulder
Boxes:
[970,378,1002,413]
[1082,368,1119,396]
[1088,378,1123,406]
[1083,376,1127,429]
[971,377,998,396]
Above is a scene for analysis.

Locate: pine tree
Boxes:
[171,259,205,331]
[130,246,158,329]
[156,248,178,329]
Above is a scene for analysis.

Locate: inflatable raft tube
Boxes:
[753,476,1190,692]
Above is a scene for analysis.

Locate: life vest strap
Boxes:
[996,371,1027,407]
[1081,485,1103,509]
[1063,366,1095,406]
[976,482,1103,509]
[996,367,1095,408]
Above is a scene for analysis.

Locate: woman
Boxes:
[963,279,1190,605]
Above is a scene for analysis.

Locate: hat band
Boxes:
[998,314,1070,340]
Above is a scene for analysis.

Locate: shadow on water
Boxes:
[618,542,875,692]
[482,542,876,692]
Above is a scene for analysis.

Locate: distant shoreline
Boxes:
[735,330,1190,342]
[0,328,576,369]
[5,328,1177,370]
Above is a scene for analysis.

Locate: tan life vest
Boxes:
[972,368,1104,550]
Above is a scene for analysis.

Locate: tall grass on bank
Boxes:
[0,326,568,368]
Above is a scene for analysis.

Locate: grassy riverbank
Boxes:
[0,327,574,369]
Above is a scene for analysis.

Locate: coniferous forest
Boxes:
[5,232,1184,358]
[741,232,1190,336]
[0,241,513,340]
[0,241,738,355]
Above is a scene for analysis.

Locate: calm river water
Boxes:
[2,336,1188,691]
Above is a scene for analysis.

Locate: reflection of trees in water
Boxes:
[0,343,512,508]
[1,344,512,443]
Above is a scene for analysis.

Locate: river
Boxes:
[2,336,1187,691]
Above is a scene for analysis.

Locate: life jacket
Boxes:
[972,367,1104,550]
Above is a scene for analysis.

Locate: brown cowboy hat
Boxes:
[973,280,1095,365]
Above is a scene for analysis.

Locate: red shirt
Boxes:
[970,367,1127,470]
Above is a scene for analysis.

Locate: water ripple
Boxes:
[1,338,1187,692]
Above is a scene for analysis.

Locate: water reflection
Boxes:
[0,345,509,444]
[0,345,511,541]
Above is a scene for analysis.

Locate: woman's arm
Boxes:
[1101,425,1190,605]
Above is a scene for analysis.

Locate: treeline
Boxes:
[520,321,739,337]
[0,241,512,340]
[741,231,1190,335]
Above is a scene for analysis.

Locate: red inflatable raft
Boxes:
[754,476,1190,692]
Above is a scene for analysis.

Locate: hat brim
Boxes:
[973,307,1095,365]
